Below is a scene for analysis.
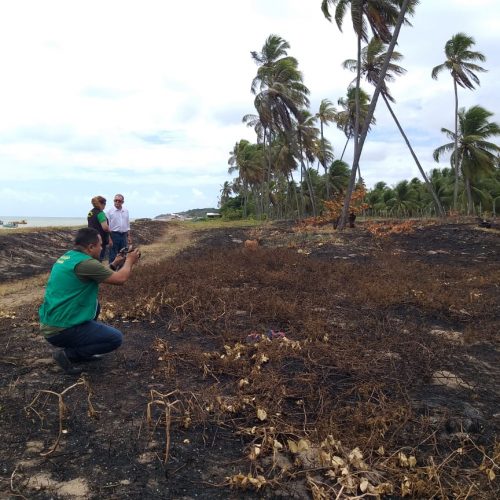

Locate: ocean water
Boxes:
[0,216,87,228]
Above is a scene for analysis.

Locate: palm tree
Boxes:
[228,140,264,217]
[343,37,445,217]
[315,99,337,198]
[271,134,301,216]
[322,0,416,228]
[251,35,310,216]
[295,111,320,216]
[329,159,350,194]
[433,105,500,215]
[336,86,375,164]
[322,0,400,166]
[219,181,232,207]
[386,180,418,216]
[432,33,487,210]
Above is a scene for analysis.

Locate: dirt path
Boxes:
[0,221,194,311]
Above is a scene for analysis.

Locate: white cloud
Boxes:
[0,1,498,216]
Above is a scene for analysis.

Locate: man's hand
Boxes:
[111,253,126,269]
[127,248,141,265]
[104,248,141,285]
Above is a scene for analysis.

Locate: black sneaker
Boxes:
[53,350,83,375]
[72,354,104,363]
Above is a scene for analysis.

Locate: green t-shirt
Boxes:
[40,259,113,337]
[97,211,107,224]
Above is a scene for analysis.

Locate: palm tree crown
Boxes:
[433,105,500,213]
[431,32,487,90]
[336,86,375,138]
[321,0,401,43]
[343,36,406,102]
[433,106,500,173]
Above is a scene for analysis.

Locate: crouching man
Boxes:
[39,227,141,375]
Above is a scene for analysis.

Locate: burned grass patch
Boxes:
[0,221,498,498]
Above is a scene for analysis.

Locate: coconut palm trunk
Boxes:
[453,79,460,210]
[382,93,446,217]
[320,121,330,199]
[465,176,474,215]
[338,0,411,230]
[340,134,350,161]
[298,138,317,217]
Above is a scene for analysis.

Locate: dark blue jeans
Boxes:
[47,320,123,361]
[109,232,128,263]
[99,243,108,262]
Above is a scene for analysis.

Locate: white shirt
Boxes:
[106,206,130,233]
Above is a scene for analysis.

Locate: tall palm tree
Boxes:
[271,134,301,216]
[251,35,310,216]
[431,33,487,210]
[315,99,337,198]
[322,0,400,170]
[295,111,320,216]
[343,37,445,217]
[433,105,500,215]
[322,0,417,228]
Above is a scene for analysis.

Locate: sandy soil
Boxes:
[0,219,498,499]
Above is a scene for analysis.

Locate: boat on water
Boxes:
[2,222,18,228]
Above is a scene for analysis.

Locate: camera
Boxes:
[119,247,129,255]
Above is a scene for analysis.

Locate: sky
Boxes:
[0,0,499,218]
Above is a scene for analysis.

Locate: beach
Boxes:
[0,216,87,228]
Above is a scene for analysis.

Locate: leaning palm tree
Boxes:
[431,33,487,210]
[433,105,500,215]
[315,99,337,198]
[322,0,417,228]
[321,0,400,165]
[343,37,445,216]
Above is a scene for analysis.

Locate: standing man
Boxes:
[39,227,141,375]
[106,193,131,264]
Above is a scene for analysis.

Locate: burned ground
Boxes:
[0,220,169,282]
[0,220,499,499]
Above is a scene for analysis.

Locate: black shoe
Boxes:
[53,350,83,375]
[72,354,104,363]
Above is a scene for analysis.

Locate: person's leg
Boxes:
[109,233,126,264]
[47,321,123,361]
[99,243,107,262]
[108,236,118,264]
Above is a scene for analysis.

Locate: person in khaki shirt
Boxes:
[39,227,141,375]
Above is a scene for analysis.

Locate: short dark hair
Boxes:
[75,227,100,247]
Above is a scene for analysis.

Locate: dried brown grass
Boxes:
[100,242,499,498]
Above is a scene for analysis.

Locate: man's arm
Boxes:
[103,249,140,285]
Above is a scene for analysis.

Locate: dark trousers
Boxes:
[109,232,128,263]
[47,320,123,361]
[99,243,108,262]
